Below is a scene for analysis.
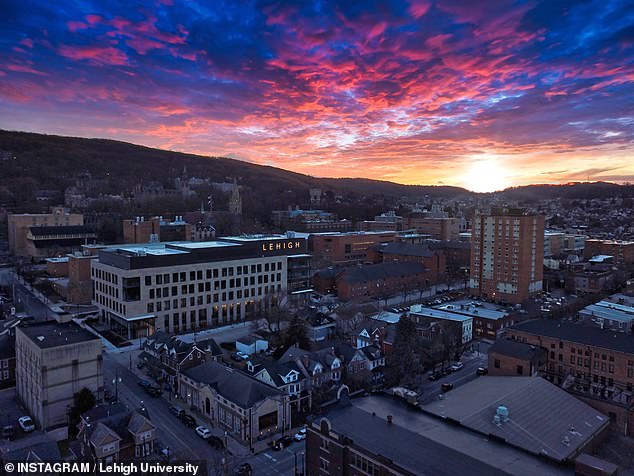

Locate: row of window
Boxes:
[144,262,284,287]
[148,274,282,299]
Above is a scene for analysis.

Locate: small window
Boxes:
[494,359,500,369]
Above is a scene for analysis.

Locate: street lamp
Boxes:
[112,369,122,403]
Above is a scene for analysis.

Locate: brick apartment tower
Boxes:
[470,208,545,304]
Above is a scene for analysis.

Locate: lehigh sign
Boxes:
[261,240,303,252]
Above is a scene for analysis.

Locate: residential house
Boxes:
[0,333,16,388]
[76,403,156,463]
[279,346,343,388]
[236,335,269,355]
[140,332,222,389]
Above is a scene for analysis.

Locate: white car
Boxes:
[236,351,250,360]
[294,427,307,441]
[18,416,35,432]
[195,426,212,439]
[450,362,464,372]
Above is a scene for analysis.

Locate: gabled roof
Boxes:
[183,361,284,408]
[422,376,609,463]
[90,422,121,447]
[251,360,304,387]
[127,412,155,434]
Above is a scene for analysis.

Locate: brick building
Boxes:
[335,262,430,302]
[8,207,84,257]
[470,209,544,304]
[488,338,546,376]
[505,319,634,435]
[310,231,396,266]
[584,239,634,264]
[403,216,460,241]
[368,241,446,284]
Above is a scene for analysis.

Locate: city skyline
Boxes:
[1,1,633,192]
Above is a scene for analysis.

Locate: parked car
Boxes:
[169,405,185,418]
[235,463,253,476]
[137,362,145,369]
[294,427,307,441]
[181,414,196,427]
[476,367,488,376]
[236,351,249,360]
[450,362,464,372]
[208,435,225,449]
[104,390,117,403]
[440,383,454,393]
[145,386,161,397]
[2,425,14,439]
[273,435,293,450]
[18,416,35,432]
[137,379,151,388]
[195,426,212,439]
[428,371,442,381]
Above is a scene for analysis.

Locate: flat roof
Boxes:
[18,321,100,349]
[221,233,307,242]
[422,376,608,463]
[410,305,473,322]
[433,299,509,320]
[580,302,634,323]
[170,241,241,249]
[46,257,69,263]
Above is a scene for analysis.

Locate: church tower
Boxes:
[229,178,242,215]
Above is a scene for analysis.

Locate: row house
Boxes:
[140,331,222,389]
[76,403,156,464]
[279,346,343,388]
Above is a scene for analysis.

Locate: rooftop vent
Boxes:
[496,405,509,422]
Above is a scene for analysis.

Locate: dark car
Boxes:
[169,405,185,418]
[137,362,145,369]
[2,425,14,440]
[181,414,196,427]
[235,463,252,476]
[441,383,454,393]
[145,386,161,397]
[137,379,151,388]
[208,435,225,449]
[428,372,442,381]
[273,435,293,450]
[476,367,488,376]
[104,390,117,403]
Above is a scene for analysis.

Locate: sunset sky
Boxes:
[1,1,633,191]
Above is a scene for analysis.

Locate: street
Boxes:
[102,353,232,475]
[0,268,51,320]
[235,443,306,475]
[417,349,488,404]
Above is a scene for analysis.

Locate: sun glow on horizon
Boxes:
[461,155,514,193]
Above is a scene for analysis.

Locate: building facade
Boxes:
[179,362,291,446]
[584,239,634,264]
[505,319,634,435]
[310,231,397,266]
[92,235,311,338]
[8,207,84,256]
[16,322,103,430]
[470,209,544,304]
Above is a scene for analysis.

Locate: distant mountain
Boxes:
[501,182,634,201]
[0,130,631,216]
[0,129,468,201]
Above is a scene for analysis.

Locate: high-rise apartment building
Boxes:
[470,208,544,304]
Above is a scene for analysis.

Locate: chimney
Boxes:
[387,415,393,424]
